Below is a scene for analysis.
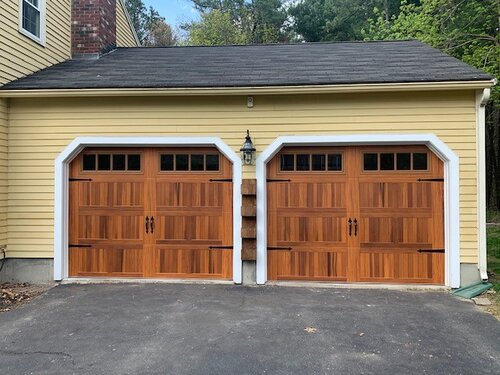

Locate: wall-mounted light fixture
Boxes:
[240,130,256,165]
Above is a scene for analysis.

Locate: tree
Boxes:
[364,0,499,208]
[188,0,288,44]
[288,0,417,42]
[125,0,177,46]
[144,20,178,47]
[187,9,250,45]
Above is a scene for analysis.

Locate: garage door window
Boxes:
[363,152,428,171]
[160,153,220,172]
[82,153,141,172]
[280,153,343,172]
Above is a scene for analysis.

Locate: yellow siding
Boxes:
[116,0,139,47]
[0,99,7,246]
[7,90,479,263]
[0,0,71,86]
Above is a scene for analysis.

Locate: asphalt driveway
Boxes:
[0,284,499,375]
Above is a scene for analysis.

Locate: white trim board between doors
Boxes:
[256,134,461,288]
[54,137,243,283]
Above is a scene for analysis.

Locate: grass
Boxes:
[487,209,500,223]
[487,225,500,292]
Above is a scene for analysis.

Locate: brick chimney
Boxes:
[72,0,117,58]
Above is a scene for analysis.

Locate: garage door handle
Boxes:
[348,218,352,236]
[354,219,358,236]
[150,217,155,234]
[145,216,149,234]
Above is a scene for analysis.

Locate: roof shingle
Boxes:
[1,40,492,90]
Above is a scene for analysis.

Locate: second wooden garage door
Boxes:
[267,146,445,284]
[69,148,233,279]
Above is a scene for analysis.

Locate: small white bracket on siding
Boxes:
[54,137,243,283]
[256,134,461,288]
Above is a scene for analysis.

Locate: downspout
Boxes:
[476,88,491,282]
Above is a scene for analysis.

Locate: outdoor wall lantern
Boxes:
[240,130,256,165]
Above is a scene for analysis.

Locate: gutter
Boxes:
[476,88,491,282]
[0,80,495,98]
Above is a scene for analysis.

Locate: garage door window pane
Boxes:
[397,153,411,170]
[364,153,378,171]
[82,154,96,171]
[312,154,326,171]
[413,153,428,170]
[296,154,310,171]
[176,155,189,171]
[328,154,342,171]
[113,154,126,171]
[206,155,219,171]
[160,154,174,171]
[380,153,395,170]
[191,155,204,171]
[97,154,111,170]
[280,154,294,171]
[128,154,141,171]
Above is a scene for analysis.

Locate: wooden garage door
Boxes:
[69,148,233,279]
[267,146,444,284]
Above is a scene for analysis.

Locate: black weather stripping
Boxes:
[267,179,292,183]
[418,249,445,253]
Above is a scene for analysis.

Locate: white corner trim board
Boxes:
[54,137,243,283]
[476,88,491,282]
[256,134,461,288]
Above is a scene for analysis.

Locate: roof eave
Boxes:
[0,80,495,98]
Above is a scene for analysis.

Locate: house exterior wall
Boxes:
[0,99,8,247]
[0,0,71,86]
[6,90,479,264]
[116,0,139,47]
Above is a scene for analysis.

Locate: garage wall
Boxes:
[6,90,478,263]
[0,0,71,86]
[0,99,7,247]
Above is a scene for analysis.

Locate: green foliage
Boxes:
[487,226,500,291]
[364,0,499,103]
[187,0,288,44]
[288,0,417,42]
[125,0,177,46]
[187,10,250,45]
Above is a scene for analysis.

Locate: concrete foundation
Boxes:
[0,258,482,288]
[242,260,256,285]
[460,263,481,287]
[0,258,54,284]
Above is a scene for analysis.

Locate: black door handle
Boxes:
[150,217,155,234]
[145,216,149,234]
[354,219,358,236]
[348,218,352,236]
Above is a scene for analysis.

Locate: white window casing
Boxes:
[18,0,46,46]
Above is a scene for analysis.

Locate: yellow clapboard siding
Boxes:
[116,0,139,47]
[5,90,480,263]
[0,99,7,245]
[0,0,71,85]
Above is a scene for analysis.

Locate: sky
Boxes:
[143,0,200,29]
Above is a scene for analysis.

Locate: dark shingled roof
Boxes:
[1,40,492,90]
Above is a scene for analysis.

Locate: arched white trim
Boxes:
[256,134,460,287]
[54,137,242,283]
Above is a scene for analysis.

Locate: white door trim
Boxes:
[256,134,460,287]
[54,136,243,283]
